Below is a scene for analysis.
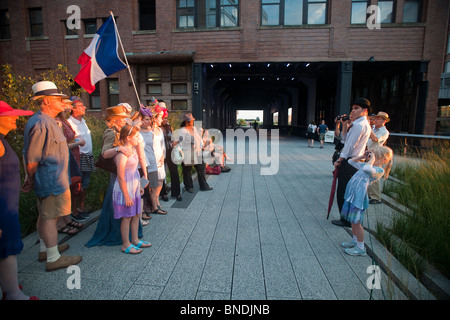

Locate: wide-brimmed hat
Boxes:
[375,111,390,122]
[0,101,34,116]
[31,81,69,100]
[105,105,129,120]
[183,113,195,122]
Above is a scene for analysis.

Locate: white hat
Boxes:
[31,81,69,100]
[118,103,132,113]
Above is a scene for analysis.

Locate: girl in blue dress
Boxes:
[341,146,393,256]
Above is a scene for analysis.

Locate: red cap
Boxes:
[0,101,34,116]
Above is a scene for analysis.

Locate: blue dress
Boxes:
[341,160,384,224]
[0,134,24,258]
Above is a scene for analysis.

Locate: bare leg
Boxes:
[0,256,29,300]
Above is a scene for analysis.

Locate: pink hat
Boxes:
[0,101,34,116]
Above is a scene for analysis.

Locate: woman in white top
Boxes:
[146,106,167,214]
[307,121,317,148]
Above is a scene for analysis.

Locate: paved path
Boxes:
[15,135,411,301]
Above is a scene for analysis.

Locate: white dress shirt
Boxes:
[339,116,371,159]
[367,125,389,150]
[67,116,93,154]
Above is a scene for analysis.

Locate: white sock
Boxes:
[352,235,357,243]
[357,241,365,250]
[46,245,61,263]
[39,239,46,253]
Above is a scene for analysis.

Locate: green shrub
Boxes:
[382,142,450,278]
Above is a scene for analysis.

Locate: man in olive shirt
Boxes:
[22,81,82,271]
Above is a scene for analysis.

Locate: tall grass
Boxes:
[382,142,450,278]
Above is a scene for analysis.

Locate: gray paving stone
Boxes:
[14,137,430,301]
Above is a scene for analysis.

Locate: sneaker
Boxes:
[341,241,356,248]
[46,254,82,272]
[344,246,367,256]
[38,243,70,262]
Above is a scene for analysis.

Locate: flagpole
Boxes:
[109,11,142,108]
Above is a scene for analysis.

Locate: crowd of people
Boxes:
[0,80,232,299]
[0,79,393,299]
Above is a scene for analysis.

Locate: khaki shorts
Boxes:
[37,189,71,220]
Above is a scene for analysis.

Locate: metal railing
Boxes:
[387,133,450,156]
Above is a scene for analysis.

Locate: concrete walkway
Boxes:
[15,135,419,301]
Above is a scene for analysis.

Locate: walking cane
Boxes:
[327,168,339,220]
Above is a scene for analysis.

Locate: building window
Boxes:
[29,8,44,37]
[177,0,239,29]
[261,0,327,26]
[172,65,187,80]
[108,79,120,107]
[64,20,78,36]
[90,86,101,109]
[84,19,97,34]
[378,0,395,23]
[403,0,421,23]
[285,0,303,25]
[0,9,11,39]
[351,0,368,24]
[220,0,239,27]
[172,100,188,110]
[391,75,399,97]
[172,83,188,94]
[381,78,388,99]
[444,61,450,74]
[273,112,279,125]
[307,0,327,24]
[177,0,195,28]
[147,66,162,82]
[447,34,450,55]
[139,0,156,30]
[147,84,162,94]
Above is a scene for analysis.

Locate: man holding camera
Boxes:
[367,111,390,204]
[332,98,372,227]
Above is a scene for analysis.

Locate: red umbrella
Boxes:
[327,168,339,220]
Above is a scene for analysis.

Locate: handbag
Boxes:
[171,144,184,165]
[95,153,117,174]
[206,164,221,175]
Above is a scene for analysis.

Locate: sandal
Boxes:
[67,220,83,229]
[151,208,167,215]
[142,213,152,220]
[133,240,151,248]
[58,225,79,235]
[122,245,142,254]
[141,219,149,226]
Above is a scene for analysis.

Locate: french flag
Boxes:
[74,16,127,94]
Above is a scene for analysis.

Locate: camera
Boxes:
[337,114,350,121]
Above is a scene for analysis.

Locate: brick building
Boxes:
[1,0,449,135]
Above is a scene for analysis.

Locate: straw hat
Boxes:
[105,105,129,120]
[374,111,390,122]
[31,81,69,100]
